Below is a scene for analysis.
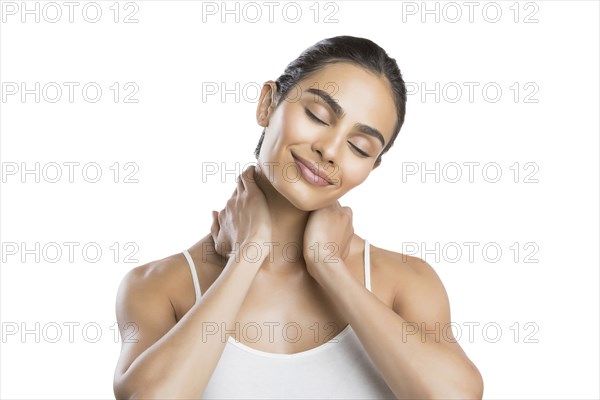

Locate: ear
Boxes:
[372,160,381,170]
[256,81,279,128]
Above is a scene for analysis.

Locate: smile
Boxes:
[291,152,335,187]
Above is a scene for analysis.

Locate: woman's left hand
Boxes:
[303,201,354,280]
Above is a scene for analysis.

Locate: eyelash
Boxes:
[304,108,371,158]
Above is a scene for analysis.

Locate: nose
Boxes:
[312,131,342,164]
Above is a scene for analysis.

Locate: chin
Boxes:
[258,154,342,210]
[278,181,340,211]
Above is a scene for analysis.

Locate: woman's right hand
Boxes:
[210,165,272,258]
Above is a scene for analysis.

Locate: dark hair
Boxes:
[254,35,407,164]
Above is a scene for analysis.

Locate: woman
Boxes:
[113,36,484,399]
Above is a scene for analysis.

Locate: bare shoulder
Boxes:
[121,247,215,322]
[113,243,220,384]
[369,241,483,391]
[369,242,436,279]
[116,251,189,324]
[113,252,186,384]
[128,250,191,289]
[370,242,477,356]
[369,242,451,326]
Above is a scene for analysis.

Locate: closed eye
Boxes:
[305,107,370,158]
[304,108,328,126]
[348,142,370,158]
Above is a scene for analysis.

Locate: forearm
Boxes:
[118,245,267,399]
[318,261,482,399]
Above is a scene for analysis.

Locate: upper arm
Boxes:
[391,255,466,356]
[113,263,178,396]
[390,255,484,396]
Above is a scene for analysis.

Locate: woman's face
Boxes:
[256,61,397,211]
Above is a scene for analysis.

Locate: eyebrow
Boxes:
[305,88,386,149]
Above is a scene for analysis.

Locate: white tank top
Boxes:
[182,239,396,399]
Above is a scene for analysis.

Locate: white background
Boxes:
[1,1,598,398]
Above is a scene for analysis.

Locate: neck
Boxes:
[254,164,310,274]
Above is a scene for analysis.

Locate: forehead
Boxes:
[295,62,397,143]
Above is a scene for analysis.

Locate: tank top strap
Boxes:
[364,239,372,292]
[182,249,201,304]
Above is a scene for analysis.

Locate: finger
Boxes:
[241,166,258,193]
[242,164,256,181]
[243,164,258,182]
[237,169,248,192]
[217,208,225,226]
[249,164,258,180]
[210,210,219,238]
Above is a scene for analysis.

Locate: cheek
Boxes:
[261,105,310,157]
[341,162,370,189]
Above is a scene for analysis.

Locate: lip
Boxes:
[291,152,335,186]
